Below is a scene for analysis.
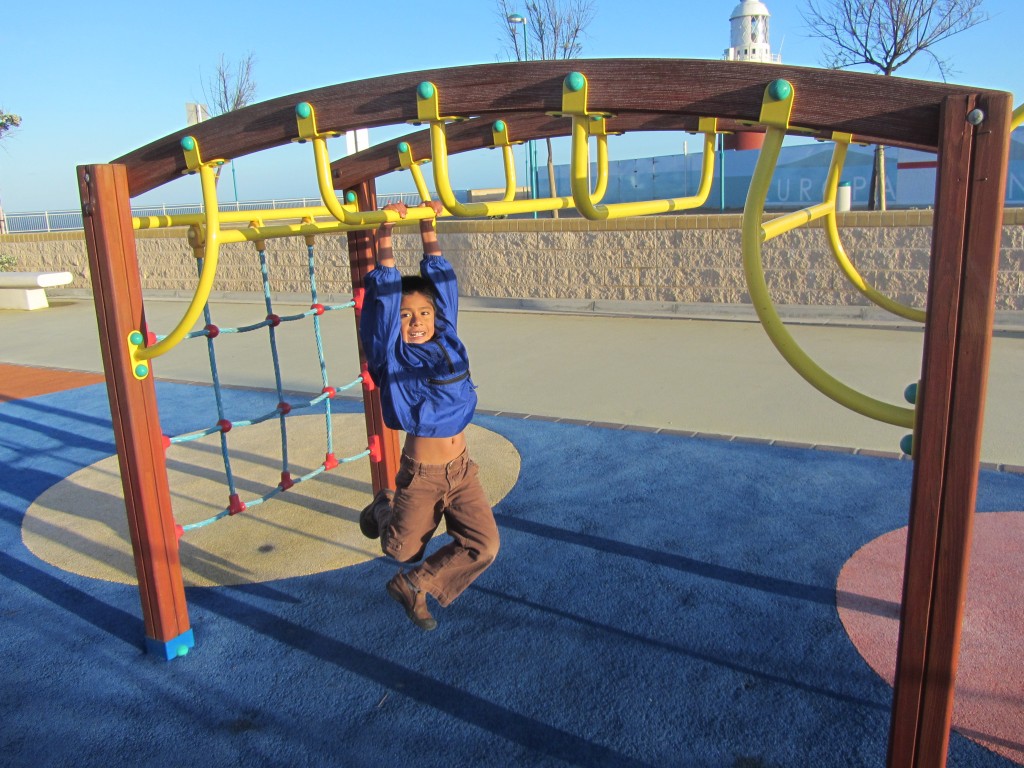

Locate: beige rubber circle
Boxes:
[22,414,519,587]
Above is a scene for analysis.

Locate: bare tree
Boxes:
[203,53,258,116]
[801,0,988,209]
[0,110,22,234]
[497,0,597,215]
[200,53,258,189]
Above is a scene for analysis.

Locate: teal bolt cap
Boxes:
[900,434,914,456]
[494,120,506,133]
[904,382,918,404]
[180,136,196,152]
[398,141,409,153]
[417,82,435,100]
[768,79,792,101]
[565,72,586,92]
[134,364,148,378]
[296,102,312,119]
[176,646,190,657]
[345,191,356,203]
[129,331,144,346]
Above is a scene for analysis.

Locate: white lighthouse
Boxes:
[724,1,781,64]
[723,1,780,149]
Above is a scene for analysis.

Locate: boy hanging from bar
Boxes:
[358,200,499,631]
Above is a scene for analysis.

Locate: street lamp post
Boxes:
[507,13,537,205]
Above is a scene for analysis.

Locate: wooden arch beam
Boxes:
[112,59,998,198]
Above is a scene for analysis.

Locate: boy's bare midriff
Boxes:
[404,431,467,465]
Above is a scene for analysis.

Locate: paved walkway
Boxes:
[3,295,1022,467]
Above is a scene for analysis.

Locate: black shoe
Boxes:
[387,572,437,631]
[359,489,392,539]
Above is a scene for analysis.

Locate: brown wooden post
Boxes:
[77,164,193,660]
[346,179,401,493]
[886,93,1011,767]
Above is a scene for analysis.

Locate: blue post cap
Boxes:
[417,82,435,100]
[900,434,914,456]
[903,382,918,404]
[494,120,506,133]
[839,181,852,187]
[565,72,586,92]
[295,102,312,119]
[180,136,196,151]
[397,141,409,153]
[767,79,792,101]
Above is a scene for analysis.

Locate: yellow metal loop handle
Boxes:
[298,101,435,228]
[743,122,914,427]
[569,116,716,219]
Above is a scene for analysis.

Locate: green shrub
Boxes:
[0,254,15,271]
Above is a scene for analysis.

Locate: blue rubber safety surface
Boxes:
[1,382,1021,768]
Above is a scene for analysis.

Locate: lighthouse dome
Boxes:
[730,1,771,20]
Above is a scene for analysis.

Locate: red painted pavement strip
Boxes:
[0,363,105,402]
[837,512,1024,765]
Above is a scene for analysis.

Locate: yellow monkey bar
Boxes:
[413,81,579,217]
[557,71,718,220]
[296,101,437,228]
[741,79,915,428]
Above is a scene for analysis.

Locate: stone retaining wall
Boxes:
[3,209,1023,314]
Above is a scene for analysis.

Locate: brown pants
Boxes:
[377,450,499,607]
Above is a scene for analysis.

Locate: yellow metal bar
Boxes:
[133,137,223,365]
[416,83,575,217]
[133,205,339,230]
[1012,103,1024,131]
[762,132,927,323]
[297,101,435,228]
[819,134,926,323]
[561,70,716,219]
[397,141,435,202]
[741,81,915,428]
[569,116,716,219]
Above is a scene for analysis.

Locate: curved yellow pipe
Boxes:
[428,121,576,216]
[570,117,716,220]
[1012,103,1024,131]
[135,160,222,363]
[742,124,915,428]
[761,136,927,324]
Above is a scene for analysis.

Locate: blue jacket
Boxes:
[359,254,477,437]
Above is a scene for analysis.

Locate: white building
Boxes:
[724,1,781,64]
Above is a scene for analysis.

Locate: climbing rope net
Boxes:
[157,235,373,535]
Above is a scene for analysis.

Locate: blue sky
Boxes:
[1,0,1020,212]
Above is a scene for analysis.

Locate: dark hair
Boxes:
[401,275,438,306]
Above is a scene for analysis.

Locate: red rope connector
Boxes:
[323,453,339,471]
[311,303,325,315]
[279,471,295,491]
[353,288,365,312]
[267,313,281,327]
[369,434,382,463]
[205,324,220,339]
[228,494,246,515]
[218,419,232,433]
[162,434,171,451]
[360,362,376,391]
[146,331,158,346]
[321,386,336,399]
[278,401,292,415]
[174,523,184,540]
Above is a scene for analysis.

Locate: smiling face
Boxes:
[399,291,436,344]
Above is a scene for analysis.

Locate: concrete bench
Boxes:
[0,272,74,310]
